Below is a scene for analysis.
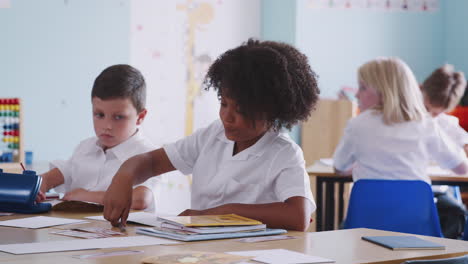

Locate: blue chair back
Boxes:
[343,179,443,237]
[464,217,468,241]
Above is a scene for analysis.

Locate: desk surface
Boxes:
[307,163,468,183]
[1,211,468,264]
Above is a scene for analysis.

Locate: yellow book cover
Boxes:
[157,214,262,227]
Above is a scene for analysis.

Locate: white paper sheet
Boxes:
[0,216,88,229]
[86,212,166,226]
[0,235,179,254]
[228,249,335,264]
[319,158,334,167]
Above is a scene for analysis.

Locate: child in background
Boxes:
[37,64,157,211]
[421,64,468,155]
[103,39,320,231]
[333,57,468,183]
[421,64,468,238]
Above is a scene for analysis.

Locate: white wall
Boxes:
[130,0,261,215]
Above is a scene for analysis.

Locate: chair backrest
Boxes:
[343,179,443,237]
[464,218,468,241]
[402,254,468,264]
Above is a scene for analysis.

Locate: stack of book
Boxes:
[136,214,287,241]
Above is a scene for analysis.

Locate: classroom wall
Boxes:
[0,0,130,162]
[295,0,445,99]
[444,0,468,75]
[261,0,303,143]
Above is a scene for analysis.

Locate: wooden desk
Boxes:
[1,212,467,264]
[307,163,468,231]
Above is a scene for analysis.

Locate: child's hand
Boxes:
[35,191,46,203]
[63,188,89,201]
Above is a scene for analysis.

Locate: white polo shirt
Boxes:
[164,120,315,211]
[333,110,467,183]
[51,130,158,197]
[434,113,468,148]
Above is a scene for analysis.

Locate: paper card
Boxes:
[72,227,126,236]
[51,230,108,239]
[72,250,144,259]
[228,249,335,264]
[0,216,88,229]
[237,235,296,243]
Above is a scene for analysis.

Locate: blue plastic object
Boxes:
[343,179,443,237]
[0,169,51,213]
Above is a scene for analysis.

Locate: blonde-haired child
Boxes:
[333,57,468,183]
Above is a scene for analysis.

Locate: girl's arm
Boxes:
[451,160,468,175]
[334,167,353,176]
[103,148,176,226]
[178,196,313,231]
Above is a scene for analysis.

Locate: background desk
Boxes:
[307,163,468,231]
[1,211,468,264]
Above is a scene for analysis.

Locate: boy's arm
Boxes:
[40,168,65,193]
[178,196,313,231]
[62,186,153,210]
[464,144,468,157]
[130,186,154,210]
[104,148,176,226]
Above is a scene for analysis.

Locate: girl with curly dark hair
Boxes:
[103,39,320,231]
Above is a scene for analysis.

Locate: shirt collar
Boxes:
[216,127,279,160]
[90,129,144,162]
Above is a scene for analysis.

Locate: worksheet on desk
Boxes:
[228,249,335,264]
[0,216,88,229]
[0,235,179,254]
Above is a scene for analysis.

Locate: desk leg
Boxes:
[338,182,344,225]
[325,181,335,231]
[316,177,323,232]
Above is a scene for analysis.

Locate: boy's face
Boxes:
[423,93,446,117]
[92,97,146,150]
[219,96,269,151]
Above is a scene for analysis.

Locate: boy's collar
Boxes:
[93,129,142,161]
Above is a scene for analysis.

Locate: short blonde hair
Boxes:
[422,64,466,112]
[358,57,426,124]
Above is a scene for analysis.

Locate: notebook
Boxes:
[157,214,262,227]
[362,236,446,250]
[137,227,287,242]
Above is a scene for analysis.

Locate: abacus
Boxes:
[0,98,24,171]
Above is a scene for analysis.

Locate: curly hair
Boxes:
[422,64,466,112]
[203,39,320,130]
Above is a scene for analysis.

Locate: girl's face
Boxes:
[219,96,269,153]
[356,82,381,112]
